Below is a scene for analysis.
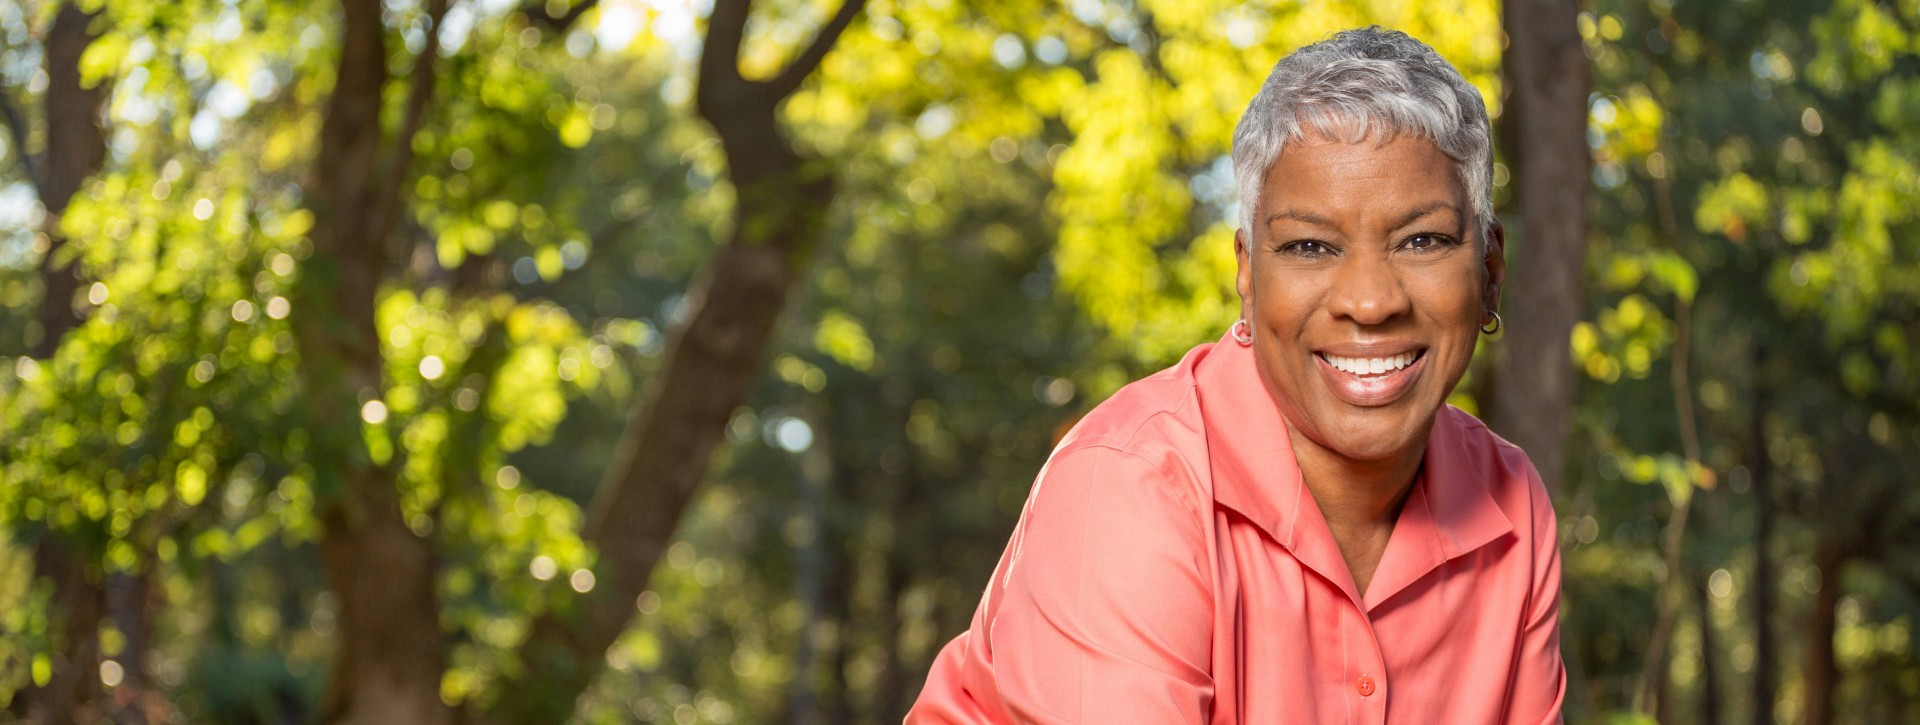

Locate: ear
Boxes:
[1481,218,1507,321]
[1235,227,1255,320]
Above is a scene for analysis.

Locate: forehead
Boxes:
[1259,132,1465,227]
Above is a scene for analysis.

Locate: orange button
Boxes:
[1356,675,1376,697]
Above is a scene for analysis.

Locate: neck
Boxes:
[1285,424,1426,532]
[1284,420,1428,596]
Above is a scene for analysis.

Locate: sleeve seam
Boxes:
[1052,441,1207,522]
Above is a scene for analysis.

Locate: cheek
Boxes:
[1250,269,1325,322]
[1408,266,1485,324]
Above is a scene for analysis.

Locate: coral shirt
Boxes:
[908,335,1565,724]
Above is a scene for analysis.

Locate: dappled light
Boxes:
[0,0,1915,723]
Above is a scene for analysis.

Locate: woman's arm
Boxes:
[957,444,1216,723]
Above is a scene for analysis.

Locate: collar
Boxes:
[1193,331,1513,609]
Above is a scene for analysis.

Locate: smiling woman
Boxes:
[908,27,1563,724]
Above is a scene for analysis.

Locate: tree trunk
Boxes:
[820,553,856,725]
[489,1,865,721]
[1696,566,1722,725]
[1801,541,1843,725]
[314,483,448,725]
[819,398,864,725]
[874,552,913,724]
[1487,0,1591,494]
[297,0,451,722]
[29,1,106,358]
[1749,341,1777,725]
[878,372,940,724]
[788,427,830,725]
[11,6,110,722]
[15,540,106,725]
[106,569,157,725]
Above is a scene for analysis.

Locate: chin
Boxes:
[1308,411,1437,463]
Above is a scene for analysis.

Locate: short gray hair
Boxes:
[1232,27,1493,236]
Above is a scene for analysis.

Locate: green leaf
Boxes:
[176,463,207,507]
[1646,251,1698,302]
[813,311,875,372]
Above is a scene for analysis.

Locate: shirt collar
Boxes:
[1194,332,1513,602]
[1193,333,1309,547]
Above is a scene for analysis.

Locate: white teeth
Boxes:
[1323,351,1418,376]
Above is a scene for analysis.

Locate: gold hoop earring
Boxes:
[1231,319,1254,345]
[1480,311,1502,335]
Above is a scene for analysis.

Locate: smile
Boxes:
[1313,348,1428,406]
[1320,350,1421,376]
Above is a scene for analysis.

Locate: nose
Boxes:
[1325,251,1411,326]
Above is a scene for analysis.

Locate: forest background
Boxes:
[0,0,1915,723]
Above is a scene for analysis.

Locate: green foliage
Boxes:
[1562,0,1920,720]
[0,0,1917,723]
[1043,0,1503,371]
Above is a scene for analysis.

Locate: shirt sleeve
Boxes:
[1509,460,1567,724]
[979,444,1215,724]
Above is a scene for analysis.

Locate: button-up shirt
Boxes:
[908,335,1565,723]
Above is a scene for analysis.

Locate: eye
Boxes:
[1277,239,1334,257]
[1403,233,1458,252]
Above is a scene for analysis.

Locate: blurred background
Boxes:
[0,0,1915,723]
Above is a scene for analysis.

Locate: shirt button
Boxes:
[1356,675,1376,697]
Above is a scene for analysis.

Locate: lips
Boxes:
[1314,348,1426,406]
[1321,351,1419,376]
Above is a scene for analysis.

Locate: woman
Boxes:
[908,27,1565,724]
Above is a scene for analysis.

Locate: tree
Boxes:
[290,0,875,719]
[1560,0,1920,721]
[0,3,113,722]
[7,1,1920,723]
[492,0,871,720]
[1486,0,1590,496]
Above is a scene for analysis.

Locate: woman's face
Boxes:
[1235,131,1503,464]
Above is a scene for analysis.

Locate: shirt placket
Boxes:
[1343,598,1389,724]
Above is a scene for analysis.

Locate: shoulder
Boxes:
[1058,357,1203,452]
[1044,356,1212,512]
[1436,409,1565,635]
[998,391,1215,613]
[1439,406,1556,531]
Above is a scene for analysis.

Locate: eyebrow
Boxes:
[1264,201,1462,232]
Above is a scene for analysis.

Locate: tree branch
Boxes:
[1635,116,1707,717]
[301,0,453,720]
[764,0,868,102]
[30,2,108,359]
[523,0,599,31]
[371,0,451,251]
[0,87,40,192]
[491,3,844,710]
[696,0,752,116]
